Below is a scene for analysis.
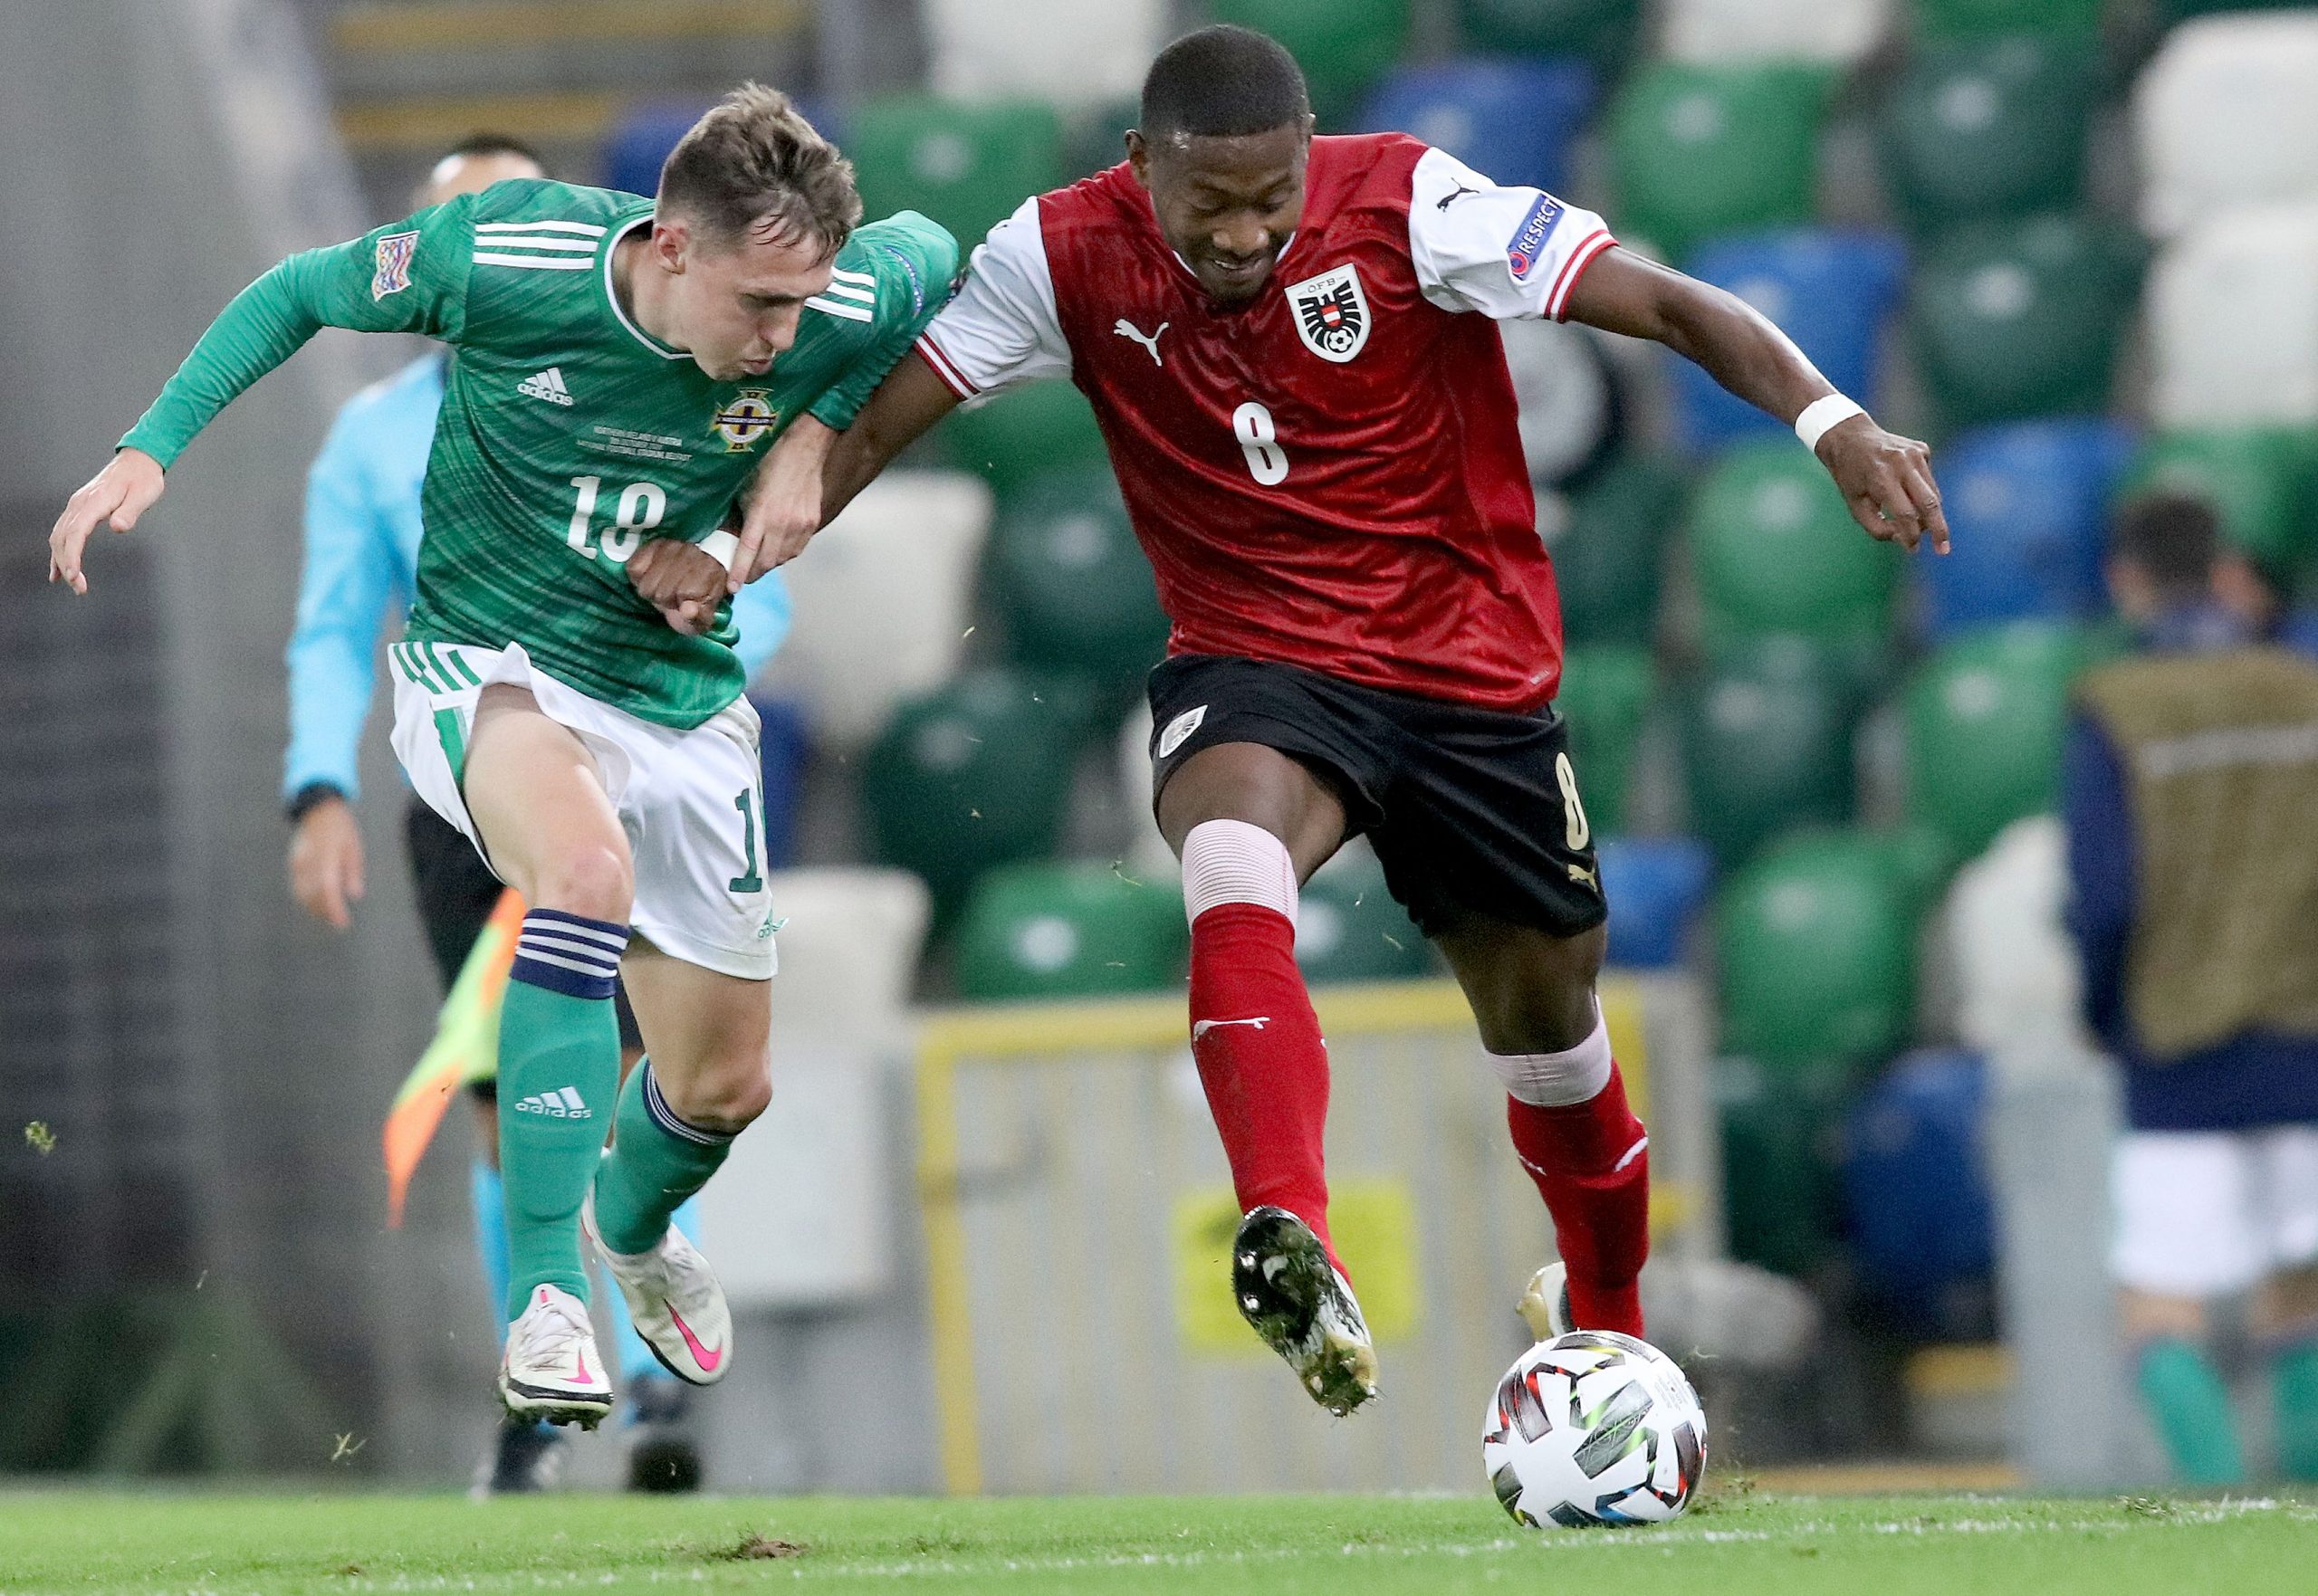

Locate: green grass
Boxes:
[2,1488,2315,1595]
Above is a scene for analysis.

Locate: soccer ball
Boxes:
[1482,1330,1708,1528]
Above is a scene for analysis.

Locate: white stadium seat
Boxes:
[924,0,1167,110]
[761,866,932,1041]
[1659,0,1892,67]
[755,469,992,751]
[1114,699,1181,886]
[1939,815,2084,1056]
[2135,14,2318,238]
[2148,202,2318,428]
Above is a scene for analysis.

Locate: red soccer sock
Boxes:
[1506,1063,1650,1336]
[1188,902,1339,1270]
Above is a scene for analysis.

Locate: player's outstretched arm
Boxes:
[49,448,165,594]
[816,354,963,535]
[1564,249,1948,555]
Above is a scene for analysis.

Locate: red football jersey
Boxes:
[916,133,1617,712]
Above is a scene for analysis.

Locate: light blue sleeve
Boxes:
[727,569,794,683]
[283,402,407,802]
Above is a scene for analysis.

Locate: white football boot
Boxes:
[583,1192,733,1386]
[1231,1206,1379,1416]
[1518,1261,1574,1343]
[498,1283,613,1428]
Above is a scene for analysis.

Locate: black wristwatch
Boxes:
[285,781,348,824]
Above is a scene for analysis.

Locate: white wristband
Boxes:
[698,530,741,570]
[1796,394,1867,454]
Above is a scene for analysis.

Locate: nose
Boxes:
[764,303,803,357]
[1210,215,1269,261]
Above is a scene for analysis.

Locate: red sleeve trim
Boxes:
[1547,231,1617,322]
[914,333,979,399]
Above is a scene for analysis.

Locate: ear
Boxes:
[1125,129,1152,192]
[651,215,690,273]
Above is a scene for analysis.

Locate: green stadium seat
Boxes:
[1686,439,1899,645]
[1913,0,2103,38]
[937,380,1111,496]
[2122,428,2318,593]
[1553,453,1687,649]
[859,670,1087,913]
[1456,0,1643,72]
[1554,645,1656,840]
[2159,0,2313,21]
[1678,636,1863,865]
[953,860,1188,1001]
[1880,35,2099,230]
[1606,62,1838,263]
[1716,1056,1850,1277]
[984,469,1169,702]
[850,95,1067,253]
[1297,847,1433,984]
[1908,215,2142,430]
[1902,622,2095,861]
[1715,831,1918,1069]
[1211,0,1412,125]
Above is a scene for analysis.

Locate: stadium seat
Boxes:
[858,669,1087,914]
[1211,0,1412,124]
[1456,0,1641,72]
[1595,836,1713,969]
[1660,0,1892,68]
[1065,98,1139,180]
[1112,702,1181,885]
[1839,1049,1996,1338]
[2122,427,2318,589]
[750,694,810,870]
[1715,831,1918,1068]
[1912,0,2102,38]
[1879,35,2099,230]
[1919,418,2140,640]
[849,95,1068,253]
[1908,215,2142,430]
[938,380,1112,496]
[1501,319,1624,490]
[1674,231,1907,454]
[756,867,932,1038]
[923,0,1166,110]
[1686,439,1899,644]
[1940,814,2080,1054]
[1678,636,1863,865]
[1552,452,1687,649]
[1297,844,1433,984]
[984,469,1169,703]
[2148,203,2318,430]
[1606,62,1838,264]
[2136,13,2318,238]
[1355,57,1595,196]
[1717,1056,1850,1277]
[1902,622,2095,861]
[953,860,1188,1001]
[1554,645,1655,840]
[602,101,709,196]
[2159,0,2314,18]
[756,471,992,750]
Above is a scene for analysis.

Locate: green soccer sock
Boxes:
[2274,1341,2318,1482]
[497,908,629,1323]
[2137,1337,2246,1486]
[592,1058,738,1257]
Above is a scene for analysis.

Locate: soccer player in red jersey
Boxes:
[642,26,1949,1414]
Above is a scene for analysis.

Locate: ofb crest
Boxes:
[1286,263,1370,363]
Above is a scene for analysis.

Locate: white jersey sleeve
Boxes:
[914,196,1071,397]
[1407,146,1617,323]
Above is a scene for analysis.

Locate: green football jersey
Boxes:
[123,179,957,727]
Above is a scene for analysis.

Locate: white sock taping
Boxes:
[1181,818,1298,931]
[1489,1015,1613,1108]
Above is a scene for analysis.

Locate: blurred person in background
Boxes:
[2065,491,2318,1486]
[282,135,796,1495]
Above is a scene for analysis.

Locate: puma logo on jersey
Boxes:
[1193,1018,1270,1042]
[1114,318,1169,365]
[1436,185,1480,210]
[1566,863,1600,892]
[518,367,574,406]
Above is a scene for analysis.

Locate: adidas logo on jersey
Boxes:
[517,367,574,406]
[514,1086,590,1119]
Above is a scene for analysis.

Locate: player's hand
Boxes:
[627,538,726,636]
[50,448,166,594]
[1815,417,1949,555]
[731,416,835,588]
[289,794,366,931]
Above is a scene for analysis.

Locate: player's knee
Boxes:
[672,1063,771,1135]
[530,843,633,924]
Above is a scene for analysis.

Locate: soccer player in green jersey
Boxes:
[48,86,957,1428]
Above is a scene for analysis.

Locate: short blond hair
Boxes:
[658,84,861,259]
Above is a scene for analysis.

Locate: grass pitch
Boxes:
[3,1488,2314,1595]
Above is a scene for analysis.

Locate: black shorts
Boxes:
[1146,654,1607,941]
[403,798,643,1086]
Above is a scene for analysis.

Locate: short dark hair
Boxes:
[438,132,547,168]
[2112,491,2221,594]
[657,83,861,260]
[1140,25,1310,143]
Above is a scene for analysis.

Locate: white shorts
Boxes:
[2111,1127,2318,1297]
[388,639,777,981]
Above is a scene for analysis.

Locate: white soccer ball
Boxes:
[1482,1330,1708,1528]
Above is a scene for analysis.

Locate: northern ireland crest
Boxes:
[712,389,780,453]
[1285,263,1370,363]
